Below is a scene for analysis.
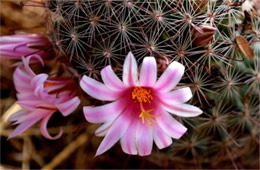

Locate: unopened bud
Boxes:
[193,24,217,46]
[157,54,171,73]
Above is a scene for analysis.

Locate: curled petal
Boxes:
[40,112,63,140]
[155,61,185,92]
[153,124,172,149]
[83,98,128,123]
[162,100,203,117]
[157,87,193,103]
[95,108,133,156]
[156,111,187,139]
[80,75,123,101]
[139,57,157,87]
[120,121,137,155]
[135,120,153,156]
[34,86,47,100]
[101,65,125,91]
[22,55,44,77]
[123,52,138,86]
[8,115,43,139]
[56,96,80,117]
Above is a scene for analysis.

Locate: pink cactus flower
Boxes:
[0,34,51,60]
[80,52,203,156]
[9,55,80,140]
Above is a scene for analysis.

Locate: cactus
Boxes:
[1,0,259,169]
[43,0,260,168]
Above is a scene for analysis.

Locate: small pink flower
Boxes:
[80,52,203,156]
[0,34,51,60]
[9,55,80,140]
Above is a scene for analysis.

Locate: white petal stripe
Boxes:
[156,110,187,139]
[139,57,157,87]
[123,52,138,86]
[158,87,193,103]
[95,108,133,156]
[162,101,203,117]
[155,61,184,92]
[101,65,125,90]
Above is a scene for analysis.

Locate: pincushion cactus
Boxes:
[1,0,259,168]
[44,0,259,167]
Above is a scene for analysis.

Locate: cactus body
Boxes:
[45,0,259,168]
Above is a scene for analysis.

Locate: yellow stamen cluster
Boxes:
[139,109,160,129]
[132,87,153,103]
[131,87,159,128]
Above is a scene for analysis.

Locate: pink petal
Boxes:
[95,108,133,156]
[31,73,48,90]
[13,68,33,92]
[0,44,32,59]
[8,114,43,139]
[0,35,32,43]
[16,99,56,111]
[13,109,50,125]
[0,34,49,44]
[95,121,114,137]
[161,100,203,117]
[40,112,63,140]
[56,96,80,117]
[153,124,172,149]
[17,92,38,101]
[80,75,123,101]
[120,122,137,155]
[31,74,49,99]
[139,57,157,87]
[135,120,153,156]
[101,65,125,90]
[34,85,46,100]
[157,87,193,103]
[83,98,128,123]
[155,61,185,92]
[0,34,50,60]
[123,52,138,86]
[16,99,47,110]
[9,110,26,122]
[14,67,32,82]
[155,110,187,139]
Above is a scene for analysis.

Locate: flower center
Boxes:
[131,87,159,128]
[132,87,153,103]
